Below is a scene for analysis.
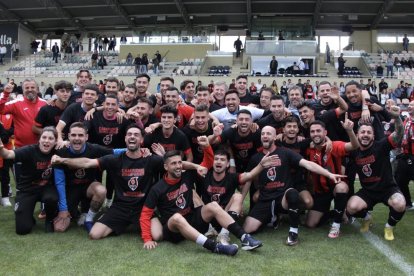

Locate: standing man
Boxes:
[269,56,278,76]
[52,42,59,63]
[403,34,409,51]
[338,53,346,76]
[11,41,20,61]
[326,42,330,63]
[234,37,242,58]
[346,105,405,241]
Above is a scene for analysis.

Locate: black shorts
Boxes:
[355,186,401,210]
[162,206,209,243]
[312,191,334,213]
[66,185,89,218]
[98,204,142,235]
[248,194,284,224]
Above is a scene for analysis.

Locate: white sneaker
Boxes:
[204,226,218,238]
[1,197,11,207]
[77,213,87,226]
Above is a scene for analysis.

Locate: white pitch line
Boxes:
[352,222,414,276]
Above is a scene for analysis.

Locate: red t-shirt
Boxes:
[0,94,46,147]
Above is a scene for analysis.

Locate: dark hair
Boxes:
[69,122,88,133]
[288,85,303,95]
[41,126,58,140]
[195,104,209,113]
[260,87,274,96]
[163,150,182,163]
[160,105,178,117]
[105,94,119,103]
[136,73,150,82]
[214,149,230,160]
[345,80,363,90]
[160,76,175,84]
[224,89,239,100]
[126,123,143,136]
[76,69,92,79]
[54,80,73,91]
[125,83,137,92]
[358,122,374,131]
[309,120,326,130]
[236,75,247,81]
[297,100,315,111]
[180,80,194,91]
[270,94,284,102]
[237,109,252,117]
[166,86,180,94]
[106,77,120,87]
[83,84,99,95]
[283,115,300,127]
[137,97,153,107]
[318,81,331,87]
[197,85,209,93]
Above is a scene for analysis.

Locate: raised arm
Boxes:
[51,155,99,169]
[341,112,360,151]
[0,138,15,159]
[299,158,346,184]
[388,106,404,145]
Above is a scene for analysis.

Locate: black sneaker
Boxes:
[213,243,239,256]
[286,231,298,246]
[241,234,263,251]
[45,220,54,233]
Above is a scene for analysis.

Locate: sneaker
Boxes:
[286,231,298,246]
[217,233,230,245]
[241,234,263,251]
[205,227,218,239]
[45,220,54,233]
[384,226,394,241]
[360,217,373,233]
[1,197,12,207]
[77,213,87,226]
[84,221,94,233]
[38,210,46,220]
[405,203,414,211]
[213,243,238,256]
[328,225,340,239]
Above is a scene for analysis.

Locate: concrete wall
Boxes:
[119,43,214,62]
[18,24,35,56]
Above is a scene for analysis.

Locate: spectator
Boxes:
[326,42,330,63]
[270,80,278,94]
[234,37,242,58]
[98,55,107,70]
[378,77,388,94]
[403,34,409,51]
[152,54,160,75]
[120,35,127,45]
[11,41,20,61]
[91,51,98,69]
[134,54,142,75]
[51,42,59,63]
[338,53,346,75]
[249,82,257,95]
[269,56,278,75]
[126,53,133,65]
[377,63,384,77]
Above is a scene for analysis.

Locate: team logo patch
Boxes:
[176,194,186,209]
[267,167,277,181]
[128,177,139,191]
[75,169,86,178]
[239,149,248,159]
[42,168,52,180]
[362,164,372,177]
[103,134,113,146]
[211,194,220,203]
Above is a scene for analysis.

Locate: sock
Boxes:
[286,189,300,228]
[289,227,298,234]
[219,228,229,235]
[332,222,341,229]
[196,234,208,246]
[85,209,97,222]
[385,223,392,228]
[333,193,347,223]
[227,211,239,222]
[227,222,245,240]
[388,207,405,227]
[202,238,217,251]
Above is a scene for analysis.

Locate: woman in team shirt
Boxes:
[0,126,58,235]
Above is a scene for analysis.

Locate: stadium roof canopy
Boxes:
[0,0,413,33]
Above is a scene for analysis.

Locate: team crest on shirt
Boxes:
[211,194,221,203]
[362,164,372,177]
[176,193,186,209]
[128,177,139,191]
[103,134,113,145]
[239,149,248,159]
[267,167,277,181]
[75,169,86,178]
[41,168,52,180]
[176,115,182,123]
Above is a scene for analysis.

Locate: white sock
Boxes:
[289,227,299,234]
[332,222,341,229]
[385,223,392,228]
[219,228,229,235]
[364,213,371,220]
[196,234,208,246]
[85,209,96,222]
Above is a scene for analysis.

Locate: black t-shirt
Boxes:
[220,128,262,172]
[317,109,348,141]
[60,103,87,130]
[239,93,260,106]
[84,111,131,148]
[98,153,163,208]
[350,137,397,192]
[143,127,191,154]
[257,114,285,134]
[277,139,310,185]
[311,100,337,117]
[55,143,112,186]
[68,91,105,106]
[142,114,160,129]
[182,121,214,164]
[144,171,196,225]
[196,171,241,208]
[247,147,302,201]
[14,145,55,191]
[35,105,65,128]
